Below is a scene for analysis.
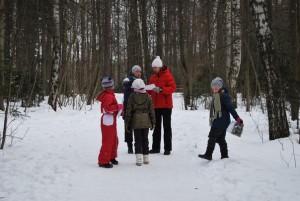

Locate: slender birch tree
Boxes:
[226,0,241,108]
[48,0,60,111]
[250,0,289,140]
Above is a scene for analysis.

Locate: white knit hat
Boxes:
[131,65,142,74]
[151,56,163,67]
[131,78,145,89]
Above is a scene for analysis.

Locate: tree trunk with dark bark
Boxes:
[250,0,289,140]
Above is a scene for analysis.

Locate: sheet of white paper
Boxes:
[144,84,156,90]
[117,109,123,118]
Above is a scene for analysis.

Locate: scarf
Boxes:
[209,93,222,126]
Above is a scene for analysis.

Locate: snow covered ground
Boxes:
[1,93,300,201]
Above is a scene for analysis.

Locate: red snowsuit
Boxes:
[97,89,119,165]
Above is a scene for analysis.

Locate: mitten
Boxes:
[150,124,155,131]
[152,87,162,93]
[237,117,243,125]
[118,104,124,110]
[126,126,130,132]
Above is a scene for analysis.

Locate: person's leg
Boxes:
[141,128,150,164]
[141,128,149,155]
[134,129,143,154]
[162,108,172,155]
[110,124,119,165]
[124,123,134,153]
[134,129,143,166]
[98,125,115,166]
[198,127,223,160]
[216,129,228,159]
[150,109,162,153]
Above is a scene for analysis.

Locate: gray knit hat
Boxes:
[211,77,224,88]
[132,65,142,74]
[101,76,114,89]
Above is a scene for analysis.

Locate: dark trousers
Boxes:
[152,108,172,152]
[206,127,228,156]
[124,123,133,147]
[134,128,149,155]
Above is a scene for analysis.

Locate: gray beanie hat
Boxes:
[132,65,142,74]
[101,76,114,89]
[211,77,224,88]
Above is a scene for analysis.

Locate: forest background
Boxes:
[0,0,299,147]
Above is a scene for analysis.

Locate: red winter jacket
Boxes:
[148,66,176,108]
[97,90,119,115]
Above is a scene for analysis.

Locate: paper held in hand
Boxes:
[144,84,156,90]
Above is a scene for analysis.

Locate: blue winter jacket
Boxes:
[211,88,239,129]
[122,73,137,109]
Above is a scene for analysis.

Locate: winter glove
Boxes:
[152,87,162,93]
[118,104,124,111]
[125,125,130,132]
[150,124,155,131]
[237,117,243,125]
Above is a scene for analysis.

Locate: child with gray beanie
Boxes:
[97,76,123,168]
[198,77,243,160]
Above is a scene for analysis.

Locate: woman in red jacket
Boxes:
[148,56,176,155]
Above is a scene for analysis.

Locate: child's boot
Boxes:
[220,145,229,159]
[143,155,149,164]
[198,144,214,161]
[136,154,143,166]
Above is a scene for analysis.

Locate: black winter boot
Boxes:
[99,163,113,168]
[198,144,214,161]
[219,142,229,159]
[198,154,212,160]
[110,158,119,165]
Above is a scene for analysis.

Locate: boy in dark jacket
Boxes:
[125,79,156,166]
[198,77,243,160]
[122,65,142,154]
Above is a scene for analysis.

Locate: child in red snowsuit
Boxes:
[97,77,123,168]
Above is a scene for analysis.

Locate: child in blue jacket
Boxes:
[198,77,243,160]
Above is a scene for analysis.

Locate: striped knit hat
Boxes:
[211,77,224,89]
[101,76,114,89]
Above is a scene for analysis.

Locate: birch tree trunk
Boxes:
[227,0,241,108]
[0,0,4,111]
[250,0,289,140]
[210,0,218,71]
[48,0,60,111]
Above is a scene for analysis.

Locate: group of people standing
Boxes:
[96,56,243,168]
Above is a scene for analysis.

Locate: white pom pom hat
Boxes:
[131,78,145,89]
[151,56,163,67]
